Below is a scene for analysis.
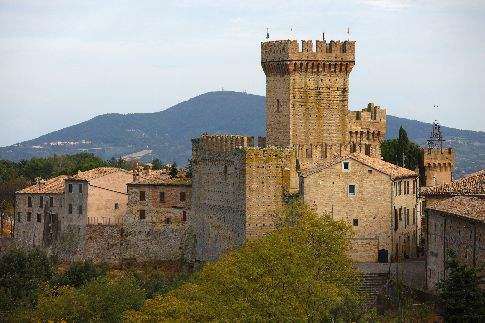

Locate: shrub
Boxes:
[52,260,107,287]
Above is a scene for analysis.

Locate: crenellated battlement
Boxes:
[261,39,355,63]
[348,103,387,140]
[191,134,254,159]
[422,147,455,167]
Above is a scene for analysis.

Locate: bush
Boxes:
[125,200,367,321]
[36,275,146,322]
[52,260,108,288]
[0,248,54,314]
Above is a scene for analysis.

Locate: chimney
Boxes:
[132,169,140,182]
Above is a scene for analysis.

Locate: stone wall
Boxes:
[426,209,484,293]
[421,147,454,187]
[301,158,394,261]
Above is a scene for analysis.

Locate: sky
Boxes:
[0,0,484,146]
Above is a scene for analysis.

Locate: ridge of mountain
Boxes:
[1,91,483,178]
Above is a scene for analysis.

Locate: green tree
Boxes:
[437,250,485,320]
[169,162,178,178]
[0,249,54,315]
[36,275,146,322]
[52,260,108,288]
[151,158,163,170]
[381,126,422,170]
[125,200,368,321]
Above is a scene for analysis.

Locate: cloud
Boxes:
[360,0,412,10]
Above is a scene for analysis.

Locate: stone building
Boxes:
[425,179,484,292]
[14,167,133,250]
[121,169,192,262]
[261,39,386,168]
[299,153,420,263]
[15,175,67,247]
[191,38,389,262]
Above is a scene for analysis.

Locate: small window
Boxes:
[353,219,358,226]
[39,196,44,207]
[78,183,83,193]
[139,209,146,220]
[180,192,186,202]
[182,211,187,222]
[37,213,41,223]
[68,204,73,214]
[78,205,83,215]
[164,217,172,224]
[49,196,54,207]
[27,196,32,207]
[276,99,281,113]
[140,191,146,201]
[27,212,32,222]
[159,191,165,203]
[306,147,312,158]
[368,169,373,174]
[342,161,350,172]
[68,184,73,193]
[348,184,356,196]
[114,203,119,210]
[17,212,22,222]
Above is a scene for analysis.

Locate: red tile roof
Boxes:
[427,196,485,223]
[68,167,131,181]
[421,170,485,197]
[17,175,68,194]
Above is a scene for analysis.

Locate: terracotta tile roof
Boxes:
[68,167,131,181]
[427,196,485,223]
[130,170,191,186]
[421,170,485,197]
[17,175,68,194]
[301,153,417,180]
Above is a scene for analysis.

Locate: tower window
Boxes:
[276,99,281,113]
[159,191,165,203]
[114,203,119,210]
[27,212,31,222]
[353,219,359,226]
[139,209,146,220]
[348,184,356,196]
[68,184,73,193]
[27,196,32,207]
[68,204,73,214]
[342,161,350,171]
[180,192,186,202]
[37,213,42,223]
[139,191,146,201]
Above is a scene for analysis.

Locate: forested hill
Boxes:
[0,91,483,178]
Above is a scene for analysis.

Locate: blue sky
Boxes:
[0,0,484,146]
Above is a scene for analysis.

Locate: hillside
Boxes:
[0,91,483,178]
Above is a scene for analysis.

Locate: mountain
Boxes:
[0,91,483,178]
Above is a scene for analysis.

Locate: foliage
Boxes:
[437,250,485,320]
[151,158,163,170]
[0,248,54,314]
[36,275,146,322]
[107,156,134,170]
[52,260,108,288]
[169,162,178,178]
[125,200,368,321]
[381,126,423,171]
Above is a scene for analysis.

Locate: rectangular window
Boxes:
[17,212,22,222]
[68,204,73,214]
[180,191,186,202]
[49,196,54,207]
[78,205,83,215]
[68,183,73,193]
[27,196,32,207]
[342,161,350,171]
[78,183,83,193]
[353,219,359,226]
[140,191,146,201]
[348,184,356,196]
[399,207,402,221]
[394,208,398,231]
[37,213,41,223]
[39,196,44,207]
[164,217,172,224]
[27,212,31,222]
[412,180,416,195]
[114,203,119,210]
[159,191,165,203]
[413,208,416,225]
[139,209,146,220]
[182,211,187,222]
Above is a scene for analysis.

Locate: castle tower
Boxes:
[261,39,385,166]
[420,121,455,187]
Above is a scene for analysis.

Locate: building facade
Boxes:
[300,153,419,262]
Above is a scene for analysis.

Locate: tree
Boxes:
[169,162,178,178]
[0,249,54,315]
[381,126,422,170]
[151,159,162,170]
[125,200,369,321]
[437,250,485,320]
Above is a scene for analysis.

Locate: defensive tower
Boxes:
[261,38,385,167]
[420,121,455,187]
